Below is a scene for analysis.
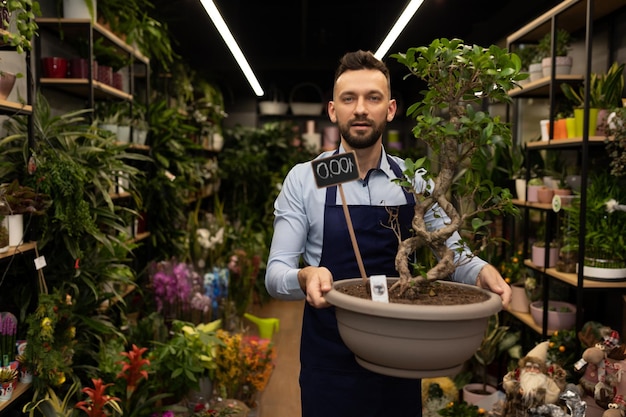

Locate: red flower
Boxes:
[116,344,150,394]
[75,378,121,417]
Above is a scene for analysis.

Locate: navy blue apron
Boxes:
[300,154,422,417]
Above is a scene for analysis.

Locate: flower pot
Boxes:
[531,243,558,268]
[42,57,68,78]
[0,72,17,100]
[526,185,542,202]
[63,0,96,21]
[68,58,89,78]
[565,117,576,138]
[324,278,502,378]
[553,118,568,139]
[528,63,543,82]
[574,108,599,137]
[117,125,131,143]
[582,258,626,281]
[530,300,576,331]
[7,214,24,247]
[536,187,554,204]
[541,56,573,77]
[0,381,15,402]
[514,178,526,201]
[258,101,288,115]
[509,282,530,313]
[462,383,498,407]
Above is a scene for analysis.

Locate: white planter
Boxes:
[117,125,131,143]
[132,128,148,145]
[541,56,573,77]
[63,0,96,21]
[8,214,24,246]
[528,63,543,82]
[514,179,526,201]
[462,383,499,408]
[581,263,626,281]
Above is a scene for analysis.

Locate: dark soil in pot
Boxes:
[335,280,490,305]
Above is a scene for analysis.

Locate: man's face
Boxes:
[328,69,396,150]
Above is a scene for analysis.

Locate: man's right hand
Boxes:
[298,266,334,308]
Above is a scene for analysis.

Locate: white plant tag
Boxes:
[34,256,47,270]
[369,275,389,303]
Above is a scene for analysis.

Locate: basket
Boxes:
[289,82,324,116]
[259,101,288,115]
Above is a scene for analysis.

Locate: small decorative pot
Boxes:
[530,300,576,331]
[42,57,68,78]
[541,56,573,77]
[462,383,498,407]
[509,282,530,313]
[528,63,543,82]
[527,185,542,202]
[0,381,15,402]
[0,72,17,101]
[531,243,558,268]
[537,187,554,204]
[515,178,527,201]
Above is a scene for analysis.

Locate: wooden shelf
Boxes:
[506,308,543,334]
[0,242,37,261]
[512,199,552,211]
[0,99,32,115]
[507,0,626,44]
[524,259,626,289]
[35,18,149,64]
[526,136,608,149]
[40,78,133,101]
[0,382,31,412]
[131,231,150,244]
[508,74,584,97]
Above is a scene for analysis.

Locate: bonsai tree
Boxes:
[389,38,523,293]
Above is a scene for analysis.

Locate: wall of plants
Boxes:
[0,1,317,414]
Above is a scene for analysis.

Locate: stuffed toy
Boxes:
[576,324,626,414]
[502,341,567,417]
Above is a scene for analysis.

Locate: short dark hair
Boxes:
[334,50,391,92]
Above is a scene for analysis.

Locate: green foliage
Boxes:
[391,38,522,281]
[3,0,41,53]
[438,400,485,416]
[606,107,626,177]
[563,171,626,263]
[537,29,571,59]
[561,62,625,109]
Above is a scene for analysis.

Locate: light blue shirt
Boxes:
[265,145,487,300]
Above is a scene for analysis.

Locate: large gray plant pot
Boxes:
[324,278,502,379]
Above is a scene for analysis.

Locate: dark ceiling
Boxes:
[152,0,562,105]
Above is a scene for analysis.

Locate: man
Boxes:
[265,50,511,417]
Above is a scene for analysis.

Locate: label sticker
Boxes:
[369,275,389,303]
[34,256,47,270]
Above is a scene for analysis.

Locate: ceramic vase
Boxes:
[509,282,530,313]
[63,0,96,21]
[514,179,526,201]
[7,214,24,247]
[0,381,14,402]
[0,72,17,101]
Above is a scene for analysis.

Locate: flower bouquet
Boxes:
[213,329,275,408]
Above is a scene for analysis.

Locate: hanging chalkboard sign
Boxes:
[311,151,359,188]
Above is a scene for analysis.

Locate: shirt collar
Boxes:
[336,143,395,182]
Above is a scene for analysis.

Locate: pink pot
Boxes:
[532,243,558,268]
[97,65,113,85]
[537,187,554,204]
[0,72,17,100]
[42,57,68,78]
[530,300,576,331]
[69,58,89,78]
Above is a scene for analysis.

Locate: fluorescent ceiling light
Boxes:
[374,0,425,60]
[200,0,265,96]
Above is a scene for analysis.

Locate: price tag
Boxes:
[311,151,359,188]
[369,275,389,303]
[552,194,562,212]
[34,255,47,270]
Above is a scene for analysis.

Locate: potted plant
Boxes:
[537,29,572,78]
[0,366,18,402]
[606,107,626,178]
[324,38,523,378]
[0,215,8,252]
[0,179,51,246]
[461,314,521,405]
[2,0,41,53]
[563,172,626,280]
[561,62,625,136]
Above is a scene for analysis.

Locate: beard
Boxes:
[519,370,549,403]
[338,117,386,149]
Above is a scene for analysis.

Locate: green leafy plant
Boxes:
[606,107,626,177]
[0,179,51,215]
[2,0,41,53]
[561,62,626,109]
[389,38,522,289]
[537,29,571,59]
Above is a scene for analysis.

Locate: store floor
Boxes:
[251,299,304,417]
